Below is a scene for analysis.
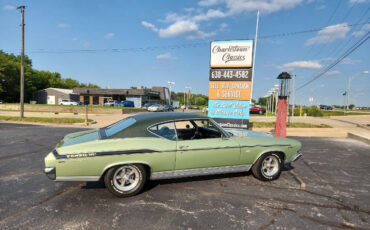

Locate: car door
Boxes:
[174,119,240,170]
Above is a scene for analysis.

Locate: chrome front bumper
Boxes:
[44,167,56,180]
[286,151,303,163]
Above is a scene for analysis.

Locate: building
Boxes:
[34,88,79,105]
[72,86,170,107]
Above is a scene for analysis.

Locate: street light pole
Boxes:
[185,87,191,109]
[167,81,175,105]
[17,6,25,118]
[347,71,368,110]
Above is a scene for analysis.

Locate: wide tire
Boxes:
[259,110,263,115]
[252,152,282,181]
[104,164,146,197]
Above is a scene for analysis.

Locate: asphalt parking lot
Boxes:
[0,123,369,229]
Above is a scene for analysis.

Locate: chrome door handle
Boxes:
[179,145,189,149]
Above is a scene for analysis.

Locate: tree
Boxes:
[0,50,100,102]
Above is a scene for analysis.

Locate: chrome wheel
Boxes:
[113,165,140,192]
[261,155,279,177]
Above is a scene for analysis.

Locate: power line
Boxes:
[2,22,369,54]
[296,31,369,90]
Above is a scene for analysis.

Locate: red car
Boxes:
[250,105,266,115]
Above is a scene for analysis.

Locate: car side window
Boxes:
[174,121,196,141]
[193,119,222,139]
[148,122,176,141]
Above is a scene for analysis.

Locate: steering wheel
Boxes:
[190,127,202,140]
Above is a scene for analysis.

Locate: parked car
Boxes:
[115,100,135,107]
[142,103,155,110]
[44,112,303,197]
[250,105,266,115]
[77,102,84,106]
[0,100,3,104]
[59,99,78,106]
[163,105,174,112]
[180,105,186,109]
[148,104,164,112]
[104,100,116,106]
[320,105,333,110]
[193,106,200,110]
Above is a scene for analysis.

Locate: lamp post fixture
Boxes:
[347,71,368,110]
[85,89,90,126]
[274,72,291,138]
[167,81,175,105]
[185,86,191,110]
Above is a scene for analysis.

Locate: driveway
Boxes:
[0,123,369,229]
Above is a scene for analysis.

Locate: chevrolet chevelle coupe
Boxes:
[44,113,302,197]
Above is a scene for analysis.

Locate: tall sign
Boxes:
[208,40,254,129]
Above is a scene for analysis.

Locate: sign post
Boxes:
[208,40,254,129]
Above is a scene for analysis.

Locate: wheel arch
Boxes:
[253,150,286,165]
[100,161,152,181]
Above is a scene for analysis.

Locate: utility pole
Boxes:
[18,6,25,118]
[250,10,259,101]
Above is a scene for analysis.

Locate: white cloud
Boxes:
[305,23,350,46]
[72,38,78,41]
[83,42,91,48]
[142,21,159,32]
[278,60,322,70]
[324,70,341,76]
[104,33,115,40]
[156,53,176,60]
[143,20,214,39]
[58,23,69,28]
[3,5,16,10]
[341,58,360,65]
[352,24,370,37]
[192,9,228,21]
[199,0,302,14]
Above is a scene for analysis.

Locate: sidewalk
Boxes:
[251,115,370,144]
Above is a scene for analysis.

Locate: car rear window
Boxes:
[105,118,136,137]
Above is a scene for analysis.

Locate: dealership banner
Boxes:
[208,81,251,100]
[212,118,250,129]
[208,100,250,119]
[208,39,254,129]
[210,40,253,68]
[209,68,252,81]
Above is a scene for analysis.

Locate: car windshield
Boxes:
[105,118,136,137]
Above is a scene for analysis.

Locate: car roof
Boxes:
[108,112,208,139]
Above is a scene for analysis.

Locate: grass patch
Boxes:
[0,109,65,113]
[250,122,332,128]
[3,103,144,110]
[0,116,93,124]
[320,110,370,116]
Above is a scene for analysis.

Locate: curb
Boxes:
[348,132,370,145]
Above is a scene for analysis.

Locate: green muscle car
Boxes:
[44,112,302,197]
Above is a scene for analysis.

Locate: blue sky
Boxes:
[1,0,369,106]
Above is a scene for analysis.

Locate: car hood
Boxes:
[57,129,101,147]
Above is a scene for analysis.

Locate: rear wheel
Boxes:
[104,164,146,197]
[252,152,282,181]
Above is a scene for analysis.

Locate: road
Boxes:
[0,123,369,229]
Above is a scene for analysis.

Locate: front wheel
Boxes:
[104,164,146,197]
[259,110,263,115]
[252,152,282,181]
